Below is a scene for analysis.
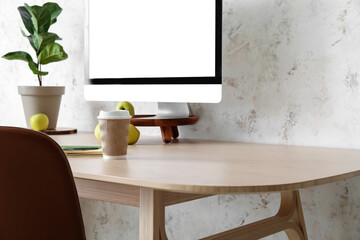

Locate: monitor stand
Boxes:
[156,102,190,119]
[130,103,199,143]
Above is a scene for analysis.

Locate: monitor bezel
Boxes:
[89,0,222,85]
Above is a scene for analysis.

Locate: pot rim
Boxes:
[18,86,65,96]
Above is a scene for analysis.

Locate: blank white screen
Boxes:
[89,0,216,79]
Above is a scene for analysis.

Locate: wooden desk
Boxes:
[51,132,360,240]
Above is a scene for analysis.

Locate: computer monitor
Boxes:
[84,0,222,117]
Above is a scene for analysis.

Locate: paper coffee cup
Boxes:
[97,110,131,160]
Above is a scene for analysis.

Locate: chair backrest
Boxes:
[0,127,86,240]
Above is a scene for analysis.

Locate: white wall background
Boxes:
[0,0,360,239]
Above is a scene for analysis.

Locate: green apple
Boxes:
[30,113,49,131]
[116,101,135,117]
[128,124,140,145]
[94,124,101,141]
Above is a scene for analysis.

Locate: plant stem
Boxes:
[37,62,42,86]
[37,74,41,86]
[39,64,42,86]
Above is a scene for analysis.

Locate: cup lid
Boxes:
[97,110,131,119]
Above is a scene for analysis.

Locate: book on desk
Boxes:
[61,145,102,155]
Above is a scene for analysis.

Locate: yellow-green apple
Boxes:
[30,113,49,131]
[116,101,135,117]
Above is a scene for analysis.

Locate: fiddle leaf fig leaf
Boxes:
[28,61,49,76]
[3,51,34,62]
[33,32,59,53]
[43,2,62,25]
[25,4,51,33]
[21,29,27,37]
[2,51,48,76]
[18,6,34,35]
[21,29,37,51]
[38,42,68,65]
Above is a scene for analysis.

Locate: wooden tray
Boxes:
[42,127,77,135]
[130,115,199,143]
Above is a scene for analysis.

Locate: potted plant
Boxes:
[2,2,68,130]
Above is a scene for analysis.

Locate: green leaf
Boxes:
[38,42,68,65]
[2,51,48,76]
[21,29,27,37]
[3,51,34,62]
[18,6,34,35]
[25,4,51,33]
[51,18,57,25]
[33,32,60,53]
[21,29,37,51]
[42,2,62,25]
[28,61,48,76]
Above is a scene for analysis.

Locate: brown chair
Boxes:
[0,126,86,240]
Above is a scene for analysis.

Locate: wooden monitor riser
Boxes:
[130,115,199,143]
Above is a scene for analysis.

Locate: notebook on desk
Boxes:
[61,145,102,155]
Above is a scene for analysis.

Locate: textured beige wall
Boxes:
[0,0,360,239]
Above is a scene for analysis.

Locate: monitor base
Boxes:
[156,103,190,119]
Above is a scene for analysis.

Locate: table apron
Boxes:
[74,178,210,207]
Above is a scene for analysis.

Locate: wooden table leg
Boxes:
[282,191,308,240]
[139,189,307,240]
[201,190,308,240]
[159,204,168,240]
[139,187,168,240]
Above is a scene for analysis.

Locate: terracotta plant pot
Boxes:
[18,86,65,130]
